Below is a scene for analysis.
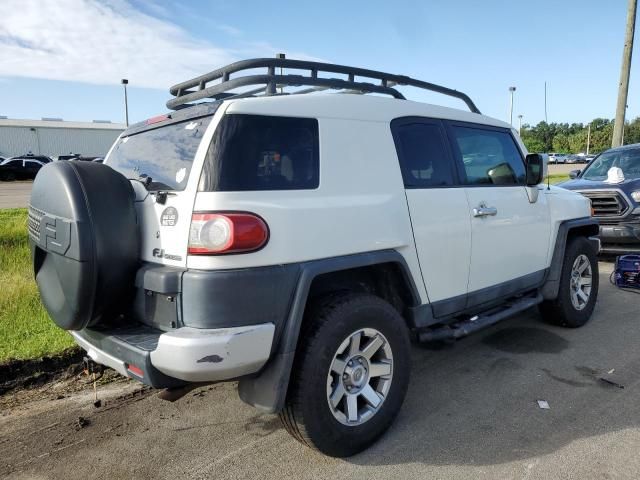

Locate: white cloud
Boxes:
[0,0,313,89]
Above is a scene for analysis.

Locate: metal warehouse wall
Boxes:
[0,126,124,157]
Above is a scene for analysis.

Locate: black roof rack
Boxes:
[166,57,481,114]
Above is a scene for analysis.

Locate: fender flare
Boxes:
[541,217,600,300]
[238,249,421,413]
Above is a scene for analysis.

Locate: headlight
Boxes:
[632,191,640,202]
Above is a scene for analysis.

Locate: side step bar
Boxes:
[417,293,543,343]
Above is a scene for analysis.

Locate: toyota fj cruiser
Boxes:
[28,58,600,457]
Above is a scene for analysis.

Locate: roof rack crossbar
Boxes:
[166,58,481,113]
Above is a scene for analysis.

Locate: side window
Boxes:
[450,126,525,186]
[392,121,454,188]
[6,160,22,167]
[25,161,41,169]
[200,115,319,191]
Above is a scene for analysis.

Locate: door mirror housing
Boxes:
[569,169,581,179]
[525,153,544,186]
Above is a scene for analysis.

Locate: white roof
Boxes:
[0,118,125,130]
[226,93,510,129]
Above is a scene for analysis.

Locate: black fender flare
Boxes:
[238,249,421,413]
[541,217,600,300]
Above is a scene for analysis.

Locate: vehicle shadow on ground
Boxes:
[348,263,640,467]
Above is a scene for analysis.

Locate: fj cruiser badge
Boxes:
[161,207,178,226]
[152,248,182,261]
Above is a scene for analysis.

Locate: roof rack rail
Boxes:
[166,56,481,113]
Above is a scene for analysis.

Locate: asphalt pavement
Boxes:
[0,181,33,209]
[2,262,640,479]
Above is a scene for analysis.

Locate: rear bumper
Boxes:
[72,322,275,388]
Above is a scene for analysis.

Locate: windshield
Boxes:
[106,116,212,191]
[582,148,640,181]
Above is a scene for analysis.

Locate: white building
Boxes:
[0,117,125,158]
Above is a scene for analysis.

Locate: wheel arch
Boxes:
[541,217,600,300]
[238,249,422,413]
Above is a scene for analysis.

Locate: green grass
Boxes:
[0,208,75,363]
[546,173,569,184]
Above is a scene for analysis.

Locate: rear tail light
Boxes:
[188,213,269,255]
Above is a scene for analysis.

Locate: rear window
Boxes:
[106,116,212,191]
[199,114,319,191]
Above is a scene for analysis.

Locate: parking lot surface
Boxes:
[0,182,33,209]
[2,262,640,479]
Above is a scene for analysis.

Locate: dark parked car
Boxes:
[53,154,80,161]
[559,143,640,253]
[0,158,45,181]
[9,154,52,164]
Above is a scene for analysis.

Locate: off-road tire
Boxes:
[539,236,599,327]
[279,292,411,457]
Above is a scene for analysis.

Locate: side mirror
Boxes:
[525,153,544,186]
[569,169,581,179]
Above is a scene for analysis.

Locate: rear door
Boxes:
[391,117,471,316]
[105,108,221,267]
[445,122,551,307]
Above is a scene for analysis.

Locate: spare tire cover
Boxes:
[28,161,139,330]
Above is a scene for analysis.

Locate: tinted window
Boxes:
[25,161,42,168]
[451,126,525,186]
[200,115,319,191]
[6,160,22,167]
[107,116,212,191]
[393,122,454,187]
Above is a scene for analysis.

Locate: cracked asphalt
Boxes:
[2,261,640,479]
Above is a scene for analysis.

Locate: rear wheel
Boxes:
[279,292,410,457]
[539,236,599,327]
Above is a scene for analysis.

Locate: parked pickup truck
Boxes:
[560,143,640,254]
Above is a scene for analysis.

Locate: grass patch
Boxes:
[546,173,569,184]
[0,208,75,363]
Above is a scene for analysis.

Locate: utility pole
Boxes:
[508,86,516,126]
[518,114,523,135]
[612,0,637,147]
[586,122,591,155]
[121,78,129,127]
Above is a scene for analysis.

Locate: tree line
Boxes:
[520,117,640,154]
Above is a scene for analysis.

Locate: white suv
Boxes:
[28,58,600,457]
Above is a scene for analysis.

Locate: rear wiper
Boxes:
[153,190,176,205]
[128,174,176,204]
[127,174,153,190]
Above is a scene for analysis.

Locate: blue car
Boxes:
[559,143,640,254]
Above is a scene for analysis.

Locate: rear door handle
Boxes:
[473,204,497,217]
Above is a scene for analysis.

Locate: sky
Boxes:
[0,0,638,126]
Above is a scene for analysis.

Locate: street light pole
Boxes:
[518,114,523,136]
[586,122,591,155]
[121,78,129,127]
[509,86,516,126]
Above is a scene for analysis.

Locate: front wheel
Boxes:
[539,236,599,327]
[279,292,411,457]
